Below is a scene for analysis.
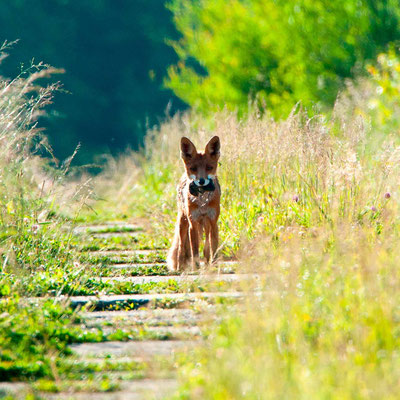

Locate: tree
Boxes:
[166,0,400,117]
[0,0,185,163]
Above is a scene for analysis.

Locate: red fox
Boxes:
[168,136,221,271]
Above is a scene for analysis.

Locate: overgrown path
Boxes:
[2,221,250,399]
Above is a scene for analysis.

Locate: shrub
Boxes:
[166,0,400,117]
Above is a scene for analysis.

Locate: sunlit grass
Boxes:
[0,45,94,384]
[171,220,400,398]
[4,41,400,397]
[88,104,398,256]
[85,70,400,397]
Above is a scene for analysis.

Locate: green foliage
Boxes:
[364,48,400,132]
[99,264,171,277]
[0,297,76,380]
[167,0,400,117]
[0,293,152,383]
[332,47,400,158]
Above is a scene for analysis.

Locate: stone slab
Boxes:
[107,260,238,274]
[83,308,203,326]
[68,291,243,311]
[98,273,257,284]
[71,340,193,358]
[44,378,177,400]
[73,224,142,235]
[90,249,166,255]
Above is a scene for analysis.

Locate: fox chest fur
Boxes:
[177,174,221,222]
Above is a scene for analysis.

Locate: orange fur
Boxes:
[167,136,221,271]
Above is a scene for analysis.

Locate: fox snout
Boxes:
[189,174,216,196]
[190,175,214,187]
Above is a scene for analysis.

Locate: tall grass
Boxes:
[90,99,398,256]
[161,78,400,398]
[0,45,78,294]
[0,45,88,382]
[86,50,400,397]
[173,224,400,398]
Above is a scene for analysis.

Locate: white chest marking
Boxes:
[191,207,217,221]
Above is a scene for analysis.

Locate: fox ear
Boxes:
[181,137,197,161]
[205,136,220,159]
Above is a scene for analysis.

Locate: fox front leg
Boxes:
[188,220,200,269]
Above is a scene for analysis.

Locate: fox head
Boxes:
[180,136,220,188]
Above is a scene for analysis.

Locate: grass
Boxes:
[0,45,112,386]
[171,225,400,398]
[73,231,168,252]
[0,295,176,381]
[80,51,400,398]
[75,225,143,234]
[86,107,393,258]
[4,43,400,398]
[0,56,72,382]
[98,264,171,276]
[0,297,78,380]
[79,251,167,265]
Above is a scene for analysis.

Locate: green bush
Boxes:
[362,47,400,133]
[167,0,400,117]
[0,297,75,381]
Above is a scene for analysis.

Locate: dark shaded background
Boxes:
[0,0,186,164]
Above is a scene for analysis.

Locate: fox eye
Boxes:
[190,167,197,173]
[206,165,213,172]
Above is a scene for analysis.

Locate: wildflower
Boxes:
[31,224,39,233]
[73,261,80,268]
[293,195,299,202]
[23,217,29,225]
[216,348,224,359]
[38,210,48,223]
[371,206,377,212]
[384,192,391,199]
[258,215,265,223]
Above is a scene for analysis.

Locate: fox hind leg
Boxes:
[167,236,178,271]
[168,213,189,271]
[177,215,189,270]
[167,226,179,271]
